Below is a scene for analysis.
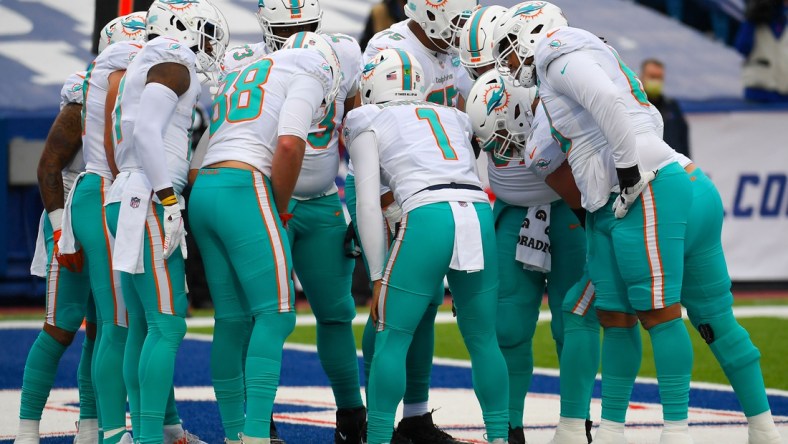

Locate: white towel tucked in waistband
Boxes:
[515,204,552,273]
[58,172,87,254]
[111,172,152,274]
[448,201,484,272]
[30,212,48,277]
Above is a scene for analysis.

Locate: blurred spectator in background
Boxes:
[735,0,788,102]
[359,0,407,50]
[641,59,691,156]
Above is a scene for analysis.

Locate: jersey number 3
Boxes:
[210,58,273,135]
[416,108,458,160]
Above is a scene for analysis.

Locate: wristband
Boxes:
[616,165,641,189]
[160,195,178,206]
[48,208,64,231]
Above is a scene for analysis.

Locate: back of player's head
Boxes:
[359,48,427,105]
[465,69,536,161]
[404,0,479,48]
[146,0,230,73]
[492,1,567,87]
[257,0,323,53]
[98,11,147,54]
[282,32,342,106]
[459,5,507,80]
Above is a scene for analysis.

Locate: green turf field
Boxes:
[187,306,788,391]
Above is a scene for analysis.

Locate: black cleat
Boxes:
[270,414,285,444]
[508,424,526,444]
[395,411,466,444]
[585,419,593,444]
[335,406,367,444]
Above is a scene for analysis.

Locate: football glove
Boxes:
[613,166,658,219]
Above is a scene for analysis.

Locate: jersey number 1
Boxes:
[416,108,458,160]
[210,58,273,135]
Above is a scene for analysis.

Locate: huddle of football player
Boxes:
[14,0,783,444]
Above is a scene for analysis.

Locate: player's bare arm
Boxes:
[103,70,125,178]
[37,103,83,212]
[271,134,306,214]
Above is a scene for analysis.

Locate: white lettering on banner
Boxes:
[687,111,788,281]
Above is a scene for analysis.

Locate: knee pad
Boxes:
[700,314,761,371]
[150,314,187,344]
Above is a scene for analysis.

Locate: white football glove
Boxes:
[162,202,187,260]
[613,169,658,219]
[382,201,403,236]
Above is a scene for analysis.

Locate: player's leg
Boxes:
[491,200,545,434]
[188,175,253,442]
[71,175,129,444]
[586,210,641,444]
[610,163,694,442]
[106,201,147,437]
[288,196,363,407]
[447,201,509,442]
[347,173,443,441]
[683,169,781,443]
[131,204,188,444]
[76,296,99,444]
[545,200,587,357]
[210,170,296,440]
[367,207,451,444]
[15,213,91,444]
[550,274,600,444]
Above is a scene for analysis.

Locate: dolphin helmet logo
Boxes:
[121,16,146,37]
[513,2,546,18]
[484,79,509,114]
[159,0,200,11]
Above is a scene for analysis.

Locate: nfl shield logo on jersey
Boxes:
[130,197,141,208]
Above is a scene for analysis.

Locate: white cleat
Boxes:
[73,419,99,444]
[748,428,783,444]
[659,430,694,444]
[593,428,627,444]
[118,433,134,444]
[548,417,590,444]
[14,419,40,444]
[163,424,208,444]
[489,440,509,444]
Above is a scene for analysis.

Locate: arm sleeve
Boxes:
[350,130,387,281]
[278,74,327,140]
[133,81,178,192]
[546,51,639,170]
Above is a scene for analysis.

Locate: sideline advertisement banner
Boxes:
[688,111,788,281]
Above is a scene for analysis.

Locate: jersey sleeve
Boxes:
[60,71,86,110]
[102,41,145,71]
[341,105,380,150]
[324,33,363,98]
[534,26,590,74]
[524,106,565,178]
[454,58,474,100]
[543,49,639,170]
[360,30,395,68]
[144,36,197,69]
[293,49,335,101]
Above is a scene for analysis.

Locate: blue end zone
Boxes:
[1,328,786,443]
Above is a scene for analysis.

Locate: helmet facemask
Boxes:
[194,17,228,74]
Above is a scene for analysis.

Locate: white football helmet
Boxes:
[146,0,230,74]
[459,5,506,80]
[465,70,537,161]
[282,32,342,107]
[404,0,479,48]
[492,1,567,87]
[257,0,323,53]
[98,12,147,54]
[359,48,427,105]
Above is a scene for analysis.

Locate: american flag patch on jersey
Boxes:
[386,72,397,80]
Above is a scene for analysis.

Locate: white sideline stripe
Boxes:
[3,305,788,330]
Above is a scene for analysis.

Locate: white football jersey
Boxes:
[60,71,87,197]
[344,101,486,212]
[295,33,363,198]
[83,40,144,180]
[535,26,676,211]
[363,20,471,106]
[523,105,565,180]
[220,42,269,76]
[203,48,332,177]
[112,36,201,195]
